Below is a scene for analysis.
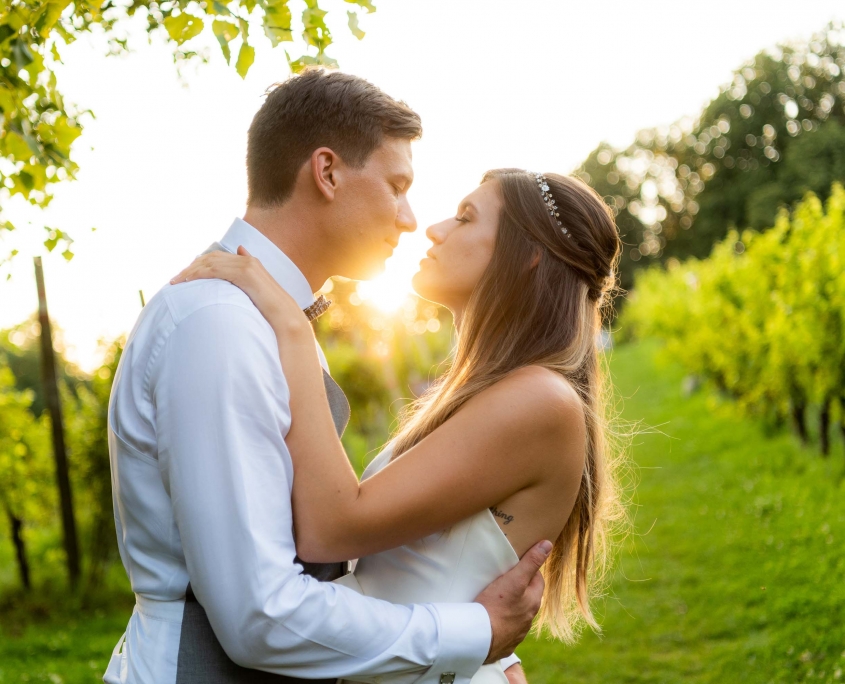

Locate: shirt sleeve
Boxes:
[500,654,521,671]
[152,300,491,682]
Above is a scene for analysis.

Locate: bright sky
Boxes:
[2,0,843,370]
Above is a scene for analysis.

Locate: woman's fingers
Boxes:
[170,251,246,284]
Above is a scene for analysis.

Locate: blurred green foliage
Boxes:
[622,183,845,455]
[580,21,845,288]
[0,324,124,595]
[0,0,376,268]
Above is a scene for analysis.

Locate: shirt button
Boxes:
[439,674,456,684]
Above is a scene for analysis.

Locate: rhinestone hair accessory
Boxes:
[533,172,571,238]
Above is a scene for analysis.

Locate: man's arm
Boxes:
[153,296,491,682]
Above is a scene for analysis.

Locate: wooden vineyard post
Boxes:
[33,256,80,588]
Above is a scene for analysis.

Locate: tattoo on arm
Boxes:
[490,506,514,525]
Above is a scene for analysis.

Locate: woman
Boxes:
[171,169,626,682]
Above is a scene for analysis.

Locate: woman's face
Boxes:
[412,180,502,312]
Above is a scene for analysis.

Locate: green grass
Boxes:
[2,340,844,682]
[519,340,845,683]
[0,578,134,683]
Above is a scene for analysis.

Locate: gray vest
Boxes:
[175,243,351,683]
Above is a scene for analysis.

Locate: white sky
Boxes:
[2,0,843,370]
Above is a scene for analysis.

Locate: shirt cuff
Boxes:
[500,653,521,670]
[416,602,491,684]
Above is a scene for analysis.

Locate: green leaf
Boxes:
[51,116,83,150]
[212,19,239,63]
[347,10,364,40]
[344,0,376,13]
[61,249,74,261]
[36,0,72,38]
[303,7,328,30]
[235,42,255,78]
[163,13,205,45]
[286,52,319,74]
[4,132,33,162]
[263,1,292,46]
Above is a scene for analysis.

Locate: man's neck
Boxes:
[243,204,330,292]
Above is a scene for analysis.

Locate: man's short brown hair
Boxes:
[246,69,422,207]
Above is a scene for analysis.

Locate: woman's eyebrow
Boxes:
[459,201,478,214]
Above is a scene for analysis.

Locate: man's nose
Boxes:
[397,197,417,234]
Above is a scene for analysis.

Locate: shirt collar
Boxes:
[218,218,316,310]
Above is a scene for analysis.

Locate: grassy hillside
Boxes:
[519,341,845,683]
[1,340,844,682]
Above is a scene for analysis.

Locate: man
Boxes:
[105,69,546,684]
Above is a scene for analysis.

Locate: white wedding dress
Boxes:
[333,445,520,684]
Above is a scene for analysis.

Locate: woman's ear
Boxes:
[529,248,542,269]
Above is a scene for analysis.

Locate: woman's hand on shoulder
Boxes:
[170,246,310,338]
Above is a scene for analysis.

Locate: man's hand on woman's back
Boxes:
[476,540,550,663]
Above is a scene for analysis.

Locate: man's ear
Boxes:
[310,147,341,200]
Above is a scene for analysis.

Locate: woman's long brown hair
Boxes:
[391,169,628,641]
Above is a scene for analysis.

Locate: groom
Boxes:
[105,69,547,684]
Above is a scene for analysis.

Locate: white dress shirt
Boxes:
[104,218,492,684]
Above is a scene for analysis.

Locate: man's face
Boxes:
[330,137,416,280]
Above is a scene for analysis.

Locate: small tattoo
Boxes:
[490,506,514,525]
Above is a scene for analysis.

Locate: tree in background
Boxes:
[0,323,123,592]
[579,22,845,288]
[0,0,376,268]
[0,363,55,590]
[624,184,845,455]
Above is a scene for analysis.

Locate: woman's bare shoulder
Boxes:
[490,365,584,426]
[458,366,586,461]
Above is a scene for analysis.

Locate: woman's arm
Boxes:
[504,663,528,684]
[171,249,585,562]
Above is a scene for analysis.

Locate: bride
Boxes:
[172,168,626,683]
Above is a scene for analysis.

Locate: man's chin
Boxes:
[343,260,388,282]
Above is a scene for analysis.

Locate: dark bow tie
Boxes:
[303,295,331,322]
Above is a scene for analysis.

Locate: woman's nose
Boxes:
[425,220,448,244]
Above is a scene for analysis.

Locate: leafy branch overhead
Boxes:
[0,0,376,265]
